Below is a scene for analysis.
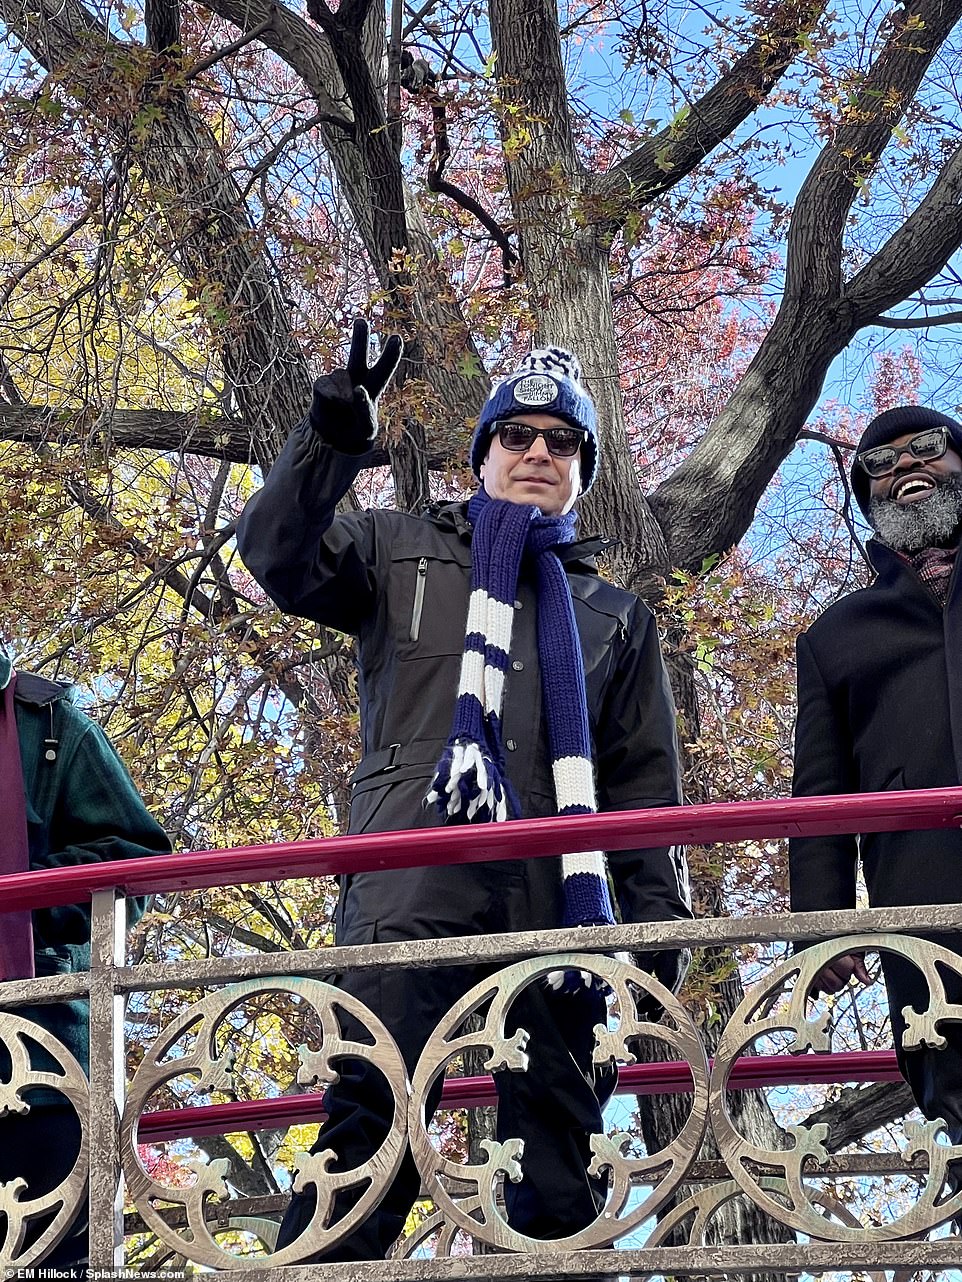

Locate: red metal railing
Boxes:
[137,1050,904,1143]
[2,786,962,911]
[3,787,960,1146]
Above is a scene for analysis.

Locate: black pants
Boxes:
[0,1103,87,1271]
[277,861,617,1260]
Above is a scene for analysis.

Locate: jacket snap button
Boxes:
[512,660,524,671]
[514,599,522,609]
[506,739,517,751]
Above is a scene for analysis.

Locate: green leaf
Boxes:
[668,104,691,135]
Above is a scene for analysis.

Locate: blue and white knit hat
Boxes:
[471,348,600,491]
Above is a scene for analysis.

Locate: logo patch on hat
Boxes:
[512,374,559,407]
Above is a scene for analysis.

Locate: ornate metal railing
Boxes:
[3,789,962,1276]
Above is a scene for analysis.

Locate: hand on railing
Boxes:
[810,950,871,995]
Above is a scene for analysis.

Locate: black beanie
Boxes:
[850,405,962,516]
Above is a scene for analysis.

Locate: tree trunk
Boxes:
[635,640,796,1270]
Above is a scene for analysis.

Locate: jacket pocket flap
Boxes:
[390,539,471,568]
[350,738,448,790]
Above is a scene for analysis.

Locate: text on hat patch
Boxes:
[512,374,560,407]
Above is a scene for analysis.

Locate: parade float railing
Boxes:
[4,788,962,1277]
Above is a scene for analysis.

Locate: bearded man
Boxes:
[790,405,962,1176]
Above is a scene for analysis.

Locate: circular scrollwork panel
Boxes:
[711,933,962,1240]
[392,1201,481,1260]
[0,1014,89,1268]
[408,952,710,1253]
[646,1175,889,1280]
[121,976,408,1268]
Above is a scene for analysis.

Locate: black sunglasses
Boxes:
[856,427,949,478]
[494,420,586,458]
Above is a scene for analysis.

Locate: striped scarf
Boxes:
[426,490,616,954]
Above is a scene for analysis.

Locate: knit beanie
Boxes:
[471,348,600,492]
[851,405,962,516]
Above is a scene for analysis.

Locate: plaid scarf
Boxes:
[426,490,616,951]
[901,544,958,605]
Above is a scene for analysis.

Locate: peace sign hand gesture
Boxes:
[309,317,404,455]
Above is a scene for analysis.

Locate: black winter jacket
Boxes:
[237,420,691,970]
[790,539,962,1026]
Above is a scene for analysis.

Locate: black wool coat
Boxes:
[237,419,691,995]
[790,538,962,1033]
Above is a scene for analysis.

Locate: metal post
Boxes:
[87,887,127,1269]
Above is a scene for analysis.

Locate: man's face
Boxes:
[867,430,962,504]
[867,430,962,551]
[480,413,583,516]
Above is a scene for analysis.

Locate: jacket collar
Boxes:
[2,648,72,704]
[10,670,72,707]
[430,501,615,566]
[867,538,902,583]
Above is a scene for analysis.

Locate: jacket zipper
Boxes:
[410,557,428,641]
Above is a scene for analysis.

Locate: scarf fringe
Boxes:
[544,949,633,994]
[425,737,509,823]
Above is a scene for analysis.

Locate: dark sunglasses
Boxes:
[494,420,586,458]
[856,427,949,478]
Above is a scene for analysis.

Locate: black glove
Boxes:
[632,946,692,1022]
[308,317,403,454]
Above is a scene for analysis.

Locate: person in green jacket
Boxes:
[0,648,171,1271]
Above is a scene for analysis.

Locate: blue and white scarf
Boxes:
[426,490,617,973]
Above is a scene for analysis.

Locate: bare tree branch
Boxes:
[183,14,275,80]
[205,913,284,953]
[847,141,962,323]
[650,0,962,571]
[802,1080,917,1152]
[0,0,311,470]
[0,404,455,468]
[425,85,519,282]
[597,0,828,229]
[873,310,962,328]
[797,430,871,567]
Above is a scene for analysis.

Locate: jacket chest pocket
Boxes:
[572,596,624,694]
[389,550,470,656]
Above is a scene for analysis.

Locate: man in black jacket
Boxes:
[791,404,962,1181]
[237,320,690,1259]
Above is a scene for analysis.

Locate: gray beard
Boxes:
[868,473,962,553]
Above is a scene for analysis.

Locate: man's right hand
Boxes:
[809,951,872,996]
[309,317,403,454]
